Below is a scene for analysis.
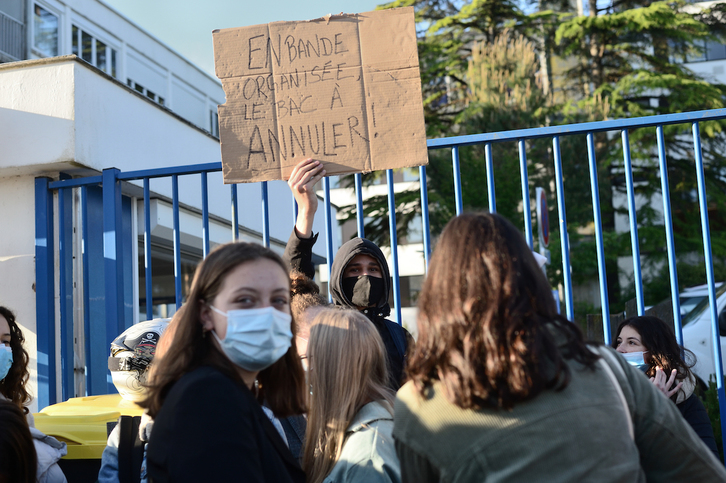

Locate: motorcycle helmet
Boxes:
[108,318,170,401]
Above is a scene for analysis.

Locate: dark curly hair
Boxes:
[0,307,31,413]
[408,213,599,410]
[290,270,329,325]
[612,315,695,401]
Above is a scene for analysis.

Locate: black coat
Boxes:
[677,393,720,461]
[146,366,305,483]
[283,229,413,390]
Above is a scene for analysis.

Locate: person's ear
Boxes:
[199,302,215,331]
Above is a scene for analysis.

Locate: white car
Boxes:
[681,283,726,385]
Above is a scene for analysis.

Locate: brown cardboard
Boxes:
[213,7,428,183]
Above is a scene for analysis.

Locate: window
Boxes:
[210,109,219,137]
[127,78,166,107]
[33,4,58,57]
[670,39,726,64]
[72,24,117,77]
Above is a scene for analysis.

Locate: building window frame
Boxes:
[31,1,60,58]
[71,23,119,78]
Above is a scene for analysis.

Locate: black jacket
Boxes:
[677,393,720,461]
[283,229,412,390]
[146,366,305,483]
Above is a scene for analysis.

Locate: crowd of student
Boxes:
[1,158,726,482]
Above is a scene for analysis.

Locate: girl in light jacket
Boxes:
[303,308,401,483]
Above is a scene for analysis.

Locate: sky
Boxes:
[103,0,383,77]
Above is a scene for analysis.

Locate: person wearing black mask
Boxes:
[283,158,413,390]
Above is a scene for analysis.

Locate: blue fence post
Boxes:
[57,176,74,401]
[355,173,365,238]
[103,168,125,392]
[586,133,611,344]
[656,125,683,345]
[201,173,210,257]
[172,175,182,310]
[35,177,56,409]
[692,122,726,462]
[518,140,533,248]
[452,147,463,215]
[231,184,239,241]
[143,179,153,320]
[387,170,403,325]
[419,165,432,268]
[80,186,93,395]
[322,177,335,303]
[552,137,574,321]
[485,143,496,213]
[621,130,644,316]
[261,181,270,248]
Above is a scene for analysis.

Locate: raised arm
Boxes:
[283,159,325,278]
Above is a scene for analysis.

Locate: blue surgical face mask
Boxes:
[0,345,13,381]
[619,351,649,372]
[210,306,292,372]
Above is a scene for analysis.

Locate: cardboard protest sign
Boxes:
[213,7,427,183]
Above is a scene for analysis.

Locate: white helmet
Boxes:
[108,319,170,401]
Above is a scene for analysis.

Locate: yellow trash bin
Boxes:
[34,394,144,482]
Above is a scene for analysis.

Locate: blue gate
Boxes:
[35,108,726,458]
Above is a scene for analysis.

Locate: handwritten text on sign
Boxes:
[213,8,427,183]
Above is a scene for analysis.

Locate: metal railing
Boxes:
[0,11,24,61]
[35,108,726,460]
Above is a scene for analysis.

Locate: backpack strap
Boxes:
[117,415,144,483]
[384,319,407,359]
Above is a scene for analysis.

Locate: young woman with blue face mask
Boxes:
[0,307,67,483]
[141,242,307,483]
[614,316,719,459]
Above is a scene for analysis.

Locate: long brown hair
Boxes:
[302,308,394,483]
[0,307,31,412]
[139,242,307,418]
[408,213,598,410]
[0,399,37,483]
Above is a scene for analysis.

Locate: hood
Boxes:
[330,237,391,317]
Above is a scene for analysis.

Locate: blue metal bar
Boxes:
[49,175,103,189]
[143,179,153,321]
[692,122,726,462]
[322,177,334,303]
[518,140,534,249]
[656,125,683,345]
[201,172,210,257]
[81,186,92,395]
[355,173,365,237]
[485,143,496,213]
[172,175,182,310]
[292,197,298,227]
[586,133,611,344]
[387,170,403,324]
[117,162,222,181]
[102,168,125,379]
[34,177,56,409]
[621,130,644,316]
[552,137,574,321]
[427,108,726,150]
[419,165,432,268]
[58,184,74,401]
[261,181,270,248]
[231,184,239,241]
[452,147,463,215]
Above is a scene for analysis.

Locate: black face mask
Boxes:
[342,275,385,308]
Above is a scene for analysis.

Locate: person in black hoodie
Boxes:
[283,158,413,390]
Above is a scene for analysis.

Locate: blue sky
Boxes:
[103,0,383,77]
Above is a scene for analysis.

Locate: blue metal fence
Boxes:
[35,108,726,459]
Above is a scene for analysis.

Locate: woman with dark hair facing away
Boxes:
[304,308,400,483]
[614,315,719,458]
[393,213,726,482]
[0,399,37,483]
[141,242,307,482]
[0,307,67,483]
